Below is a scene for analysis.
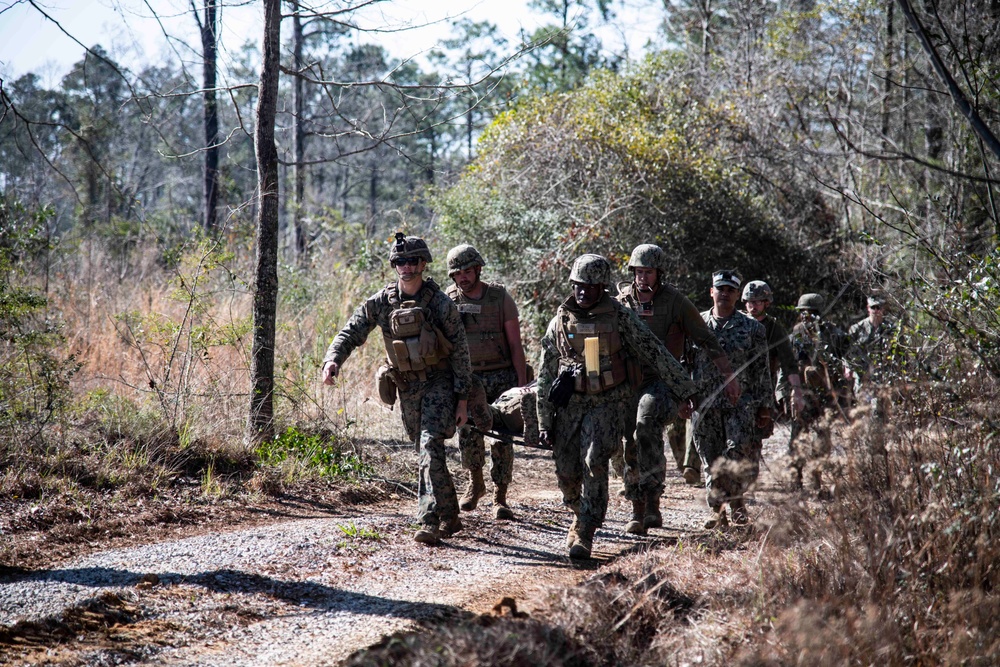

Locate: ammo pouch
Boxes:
[375,364,398,407]
[548,368,577,409]
[387,301,442,372]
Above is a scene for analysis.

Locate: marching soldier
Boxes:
[445,244,528,521]
[537,254,698,559]
[322,233,472,545]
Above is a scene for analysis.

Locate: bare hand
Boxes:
[723,375,741,405]
[791,388,806,417]
[455,399,468,429]
[322,361,340,385]
[755,407,772,429]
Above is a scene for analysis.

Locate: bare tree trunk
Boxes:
[201,0,220,232]
[291,2,307,263]
[247,0,282,445]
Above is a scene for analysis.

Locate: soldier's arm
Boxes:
[677,295,739,401]
[620,307,698,401]
[436,294,472,399]
[322,296,381,368]
[535,319,561,432]
[501,292,528,386]
[749,322,776,410]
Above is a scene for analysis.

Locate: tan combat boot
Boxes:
[493,484,515,521]
[568,524,594,560]
[624,498,647,535]
[414,523,440,545]
[682,467,701,486]
[643,490,663,529]
[440,515,463,537]
[459,467,486,511]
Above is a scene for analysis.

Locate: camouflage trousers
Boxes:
[552,388,627,534]
[459,367,517,487]
[622,379,678,500]
[398,370,459,527]
[692,402,761,509]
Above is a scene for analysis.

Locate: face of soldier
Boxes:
[633,267,658,293]
[452,265,482,295]
[868,304,884,327]
[745,299,769,321]
[573,281,604,309]
[394,258,426,288]
[710,285,738,316]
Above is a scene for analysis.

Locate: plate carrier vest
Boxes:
[555,298,628,395]
[381,280,451,382]
[446,281,512,372]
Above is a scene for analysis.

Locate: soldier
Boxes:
[690,270,773,529]
[322,233,472,546]
[742,280,805,421]
[848,294,898,418]
[788,292,852,487]
[537,254,698,559]
[616,244,740,536]
[445,244,528,521]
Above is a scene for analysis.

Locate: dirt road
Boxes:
[0,431,779,665]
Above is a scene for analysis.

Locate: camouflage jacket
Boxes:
[536,293,698,431]
[848,317,899,381]
[323,278,473,398]
[791,317,850,373]
[692,310,774,412]
[616,281,726,363]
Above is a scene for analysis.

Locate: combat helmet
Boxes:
[446,244,486,276]
[796,293,825,312]
[389,232,432,264]
[742,280,773,302]
[627,244,666,273]
[569,254,612,285]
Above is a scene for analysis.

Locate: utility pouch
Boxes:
[375,364,397,407]
[549,368,577,408]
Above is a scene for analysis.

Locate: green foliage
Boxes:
[256,427,372,480]
[336,522,382,540]
[435,54,833,328]
[0,199,80,444]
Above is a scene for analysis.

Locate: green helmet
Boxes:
[446,244,486,276]
[569,254,612,285]
[742,280,773,302]
[796,293,825,312]
[627,244,666,273]
[389,232,432,263]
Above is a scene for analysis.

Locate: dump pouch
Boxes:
[548,368,577,408]
[375,364,397,407]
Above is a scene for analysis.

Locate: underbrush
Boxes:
[744,375,1000,665]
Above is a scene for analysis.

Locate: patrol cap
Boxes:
[867,295,885,308]
[569,254,612,285]
[389,232,432,263]
[742,280,773,302]
[712,269,741,290]
[796,293,825,312]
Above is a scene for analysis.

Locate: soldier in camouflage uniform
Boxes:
[742,280,805,422]
[616,244,740,536]
[322,233,473,546]
[537,254,698,559]
[848,294,898,419]
[445,244,528,521]
[690,270,774,528]
[788,292,853,488]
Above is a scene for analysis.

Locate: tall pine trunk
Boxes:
[247,0,282,445]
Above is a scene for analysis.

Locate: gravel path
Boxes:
[0,444,717,666]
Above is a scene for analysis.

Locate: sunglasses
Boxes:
[869,304,882,310]
[392,257,421,267]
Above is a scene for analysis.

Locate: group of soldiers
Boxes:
[321,233,897,559]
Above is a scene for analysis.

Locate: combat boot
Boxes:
[568,524,594,560]
[682,467,701,486]
[440,515,463,537]
[643,490,663,529]
[459,467,486,511]
[730,498,749,525]
[493,484,515,521]
[414,523,440,545]
[624,498,646,535]
[703,506,729,530]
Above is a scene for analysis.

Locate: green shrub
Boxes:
[256,426,372,480]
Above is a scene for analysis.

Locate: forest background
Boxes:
[2,0,999,664]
